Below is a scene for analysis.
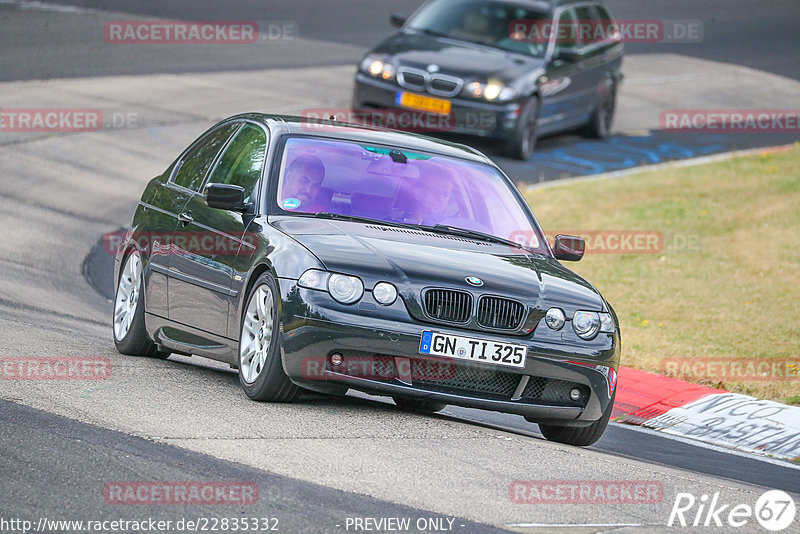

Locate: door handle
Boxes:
[178,212,193,224]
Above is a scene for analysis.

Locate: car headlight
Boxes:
[572,311,600,339]
[465,80,517,102]
[328,273,364,304]
[298,269,329,290]
[372,282,397,305]
[572,311,615,340]
[545,307,565,330]
[361,55,395,81]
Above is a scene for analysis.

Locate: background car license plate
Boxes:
[396,92,451,115]
[419,331,526,369]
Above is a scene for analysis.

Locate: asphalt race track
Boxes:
[1,1,799,532]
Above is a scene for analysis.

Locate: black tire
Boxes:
[113,252,168,359]
[505,97,539,160]
[583,80,616,139]
[393,396,447,413]
[537,392,615,447]
[238,272,301,402]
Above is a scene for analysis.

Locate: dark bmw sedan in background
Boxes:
[113,114,620,446]
[353,0,624,159]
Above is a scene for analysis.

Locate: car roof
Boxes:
[227,113,494,165]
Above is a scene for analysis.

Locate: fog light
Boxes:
[545,308,565,330]
[372,282,398,305]
[569,388,581,401]
[330,353,344,367]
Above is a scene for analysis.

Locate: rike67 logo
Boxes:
[669,490,796,531]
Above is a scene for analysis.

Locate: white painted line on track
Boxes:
[506,522,643,528]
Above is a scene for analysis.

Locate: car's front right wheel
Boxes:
[238,272,301,402]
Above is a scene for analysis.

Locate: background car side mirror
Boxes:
[389,14,407,28]
[205,183,249,212]
[553,234,585,261]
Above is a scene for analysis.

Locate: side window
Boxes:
[206,123,268,203]
[573,6,597,45]
[173,123,240,191]
[594,5,619,42]
[554,9,578,52]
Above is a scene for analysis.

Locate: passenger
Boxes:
[407,165,454,225]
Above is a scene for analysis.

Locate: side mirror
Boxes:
[205,183,249,212]
[390,14,407,28]
[553,234,585,261]
[553,48,584,63]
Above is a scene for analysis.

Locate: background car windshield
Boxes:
[407,0,550,58]
[276,137,548,252]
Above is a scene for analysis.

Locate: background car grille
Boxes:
[477,296,526,330]
[423,289,472,323]
[428,75,463,97]
[412,362,519,396]
[397,69,426,90]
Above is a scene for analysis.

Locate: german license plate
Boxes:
[396,92,452,115]
[419,331,527,369]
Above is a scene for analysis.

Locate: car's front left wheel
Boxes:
[536,391,615,447]
[238,272,301,402]
[113,251,168,358]
[393,396,447,413]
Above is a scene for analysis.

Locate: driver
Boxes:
[281,154,325,210]
[407,165,454,225]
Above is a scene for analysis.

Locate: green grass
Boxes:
[525,144,800,404]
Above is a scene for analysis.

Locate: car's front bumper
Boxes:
[353,73,522,140]
[278,281,620,426]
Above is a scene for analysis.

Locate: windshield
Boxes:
[275,136,548,253]
[407,0,550,58]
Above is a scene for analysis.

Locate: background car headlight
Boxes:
[372,282,397,305]
[328,273,364,304]
[361,56,395,80]
[545,307,565,330]
[465,80,517,102]
[298,269,329,290]
[572,311,601,339]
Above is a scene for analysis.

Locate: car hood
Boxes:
[271,217,604,313]
[371,32,544,82]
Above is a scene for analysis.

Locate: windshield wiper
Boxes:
[421,224,523,249]
[314,212,417,230]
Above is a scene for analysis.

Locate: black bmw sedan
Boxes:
[113,114,620,446]
[353,0,624,159]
